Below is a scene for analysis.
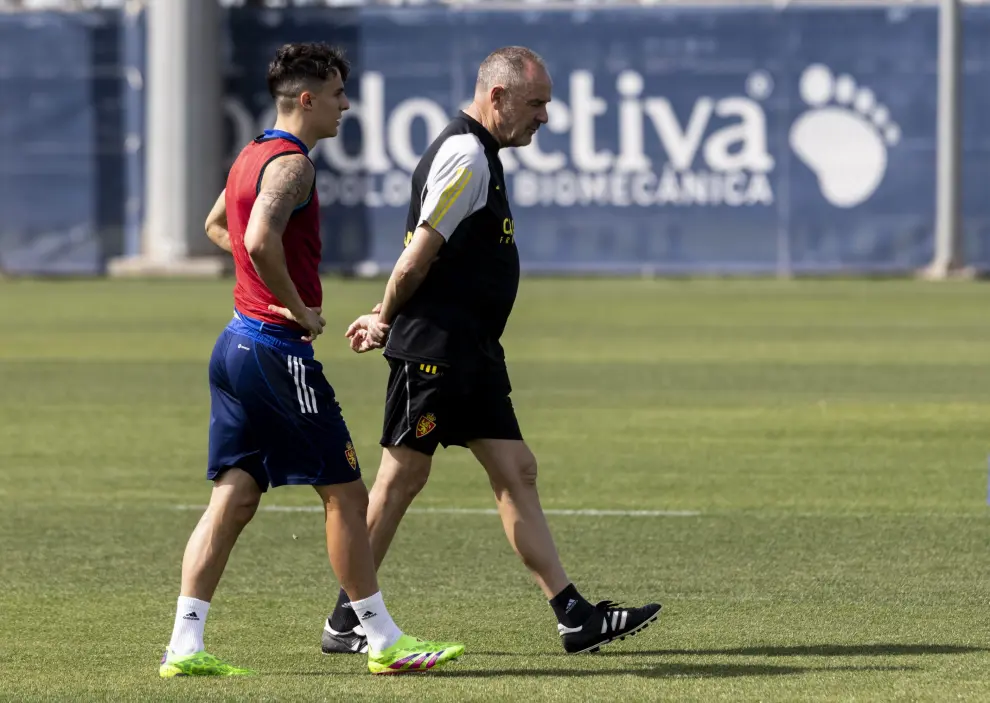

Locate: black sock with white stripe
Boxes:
[549,583,594,628]
[330,588,360,632]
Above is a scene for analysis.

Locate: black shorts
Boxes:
[380,356,523,456]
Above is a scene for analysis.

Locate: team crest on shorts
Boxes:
[344,441,358,470]
[416,413,437,438]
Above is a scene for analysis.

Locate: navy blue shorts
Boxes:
[207,311,362,491]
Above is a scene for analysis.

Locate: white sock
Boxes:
[168,596,210,656]
[348,592,402,653]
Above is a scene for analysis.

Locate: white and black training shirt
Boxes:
[384,111,519,366]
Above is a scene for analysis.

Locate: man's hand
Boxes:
[344,317,389,353]
[344,303,389,353]
[346,328,381,353]
[268,304,326,342]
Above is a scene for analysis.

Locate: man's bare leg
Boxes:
[315,473,466,670]
[367,447,435,566]
[471,438,663,654]
[313,478,405,655]
[325,447,433,641]
[167,468,261,657]
[468,439,569,598]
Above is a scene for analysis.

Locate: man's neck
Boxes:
[272,117,318,151]
[463,102,501,146]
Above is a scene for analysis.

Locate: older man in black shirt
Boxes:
[327,46,661,657]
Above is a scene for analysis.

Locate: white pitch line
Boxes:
[173,504,701,517]
[413,507,702,517]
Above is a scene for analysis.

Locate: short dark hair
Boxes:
[476,46,547,93]
[267,42,350,104]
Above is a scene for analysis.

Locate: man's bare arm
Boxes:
[374,139,486,328]
[205,189,231,253]
[377,224,446,326]
[244,154,316,324]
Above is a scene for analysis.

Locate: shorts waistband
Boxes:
[228,309,314,359]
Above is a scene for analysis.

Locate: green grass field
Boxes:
[2,277,989,701]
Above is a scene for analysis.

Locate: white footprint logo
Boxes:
[789,64,901,208]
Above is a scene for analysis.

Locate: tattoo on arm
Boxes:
[244,154,314,318]
[256,155,314,233]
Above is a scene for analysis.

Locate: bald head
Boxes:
[475,46,549,96]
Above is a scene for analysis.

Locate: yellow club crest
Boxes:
[416,413,437,439]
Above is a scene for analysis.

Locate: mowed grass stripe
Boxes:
[0,278,988,701]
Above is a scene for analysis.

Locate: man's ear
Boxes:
[490,84,505,110]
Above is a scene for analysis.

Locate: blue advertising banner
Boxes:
[223,4,990,274]
[4,4,990,275]
[0,11,124,274]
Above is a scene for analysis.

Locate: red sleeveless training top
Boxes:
[226,132,322,329]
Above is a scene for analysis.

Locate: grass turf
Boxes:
[1,277,989,701]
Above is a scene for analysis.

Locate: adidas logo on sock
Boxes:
[182,611,200,621]
[359,610,377,620]
[565,598,577,614]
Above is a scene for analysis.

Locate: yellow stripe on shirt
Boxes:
[428,167,473,229]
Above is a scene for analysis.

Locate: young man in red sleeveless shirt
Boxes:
[159,42,464,678]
